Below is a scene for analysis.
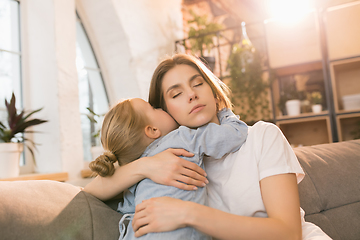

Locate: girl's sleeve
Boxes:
[117,185,137,214]
[178,108,248,159]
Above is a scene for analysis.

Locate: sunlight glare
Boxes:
[266,0,311,23]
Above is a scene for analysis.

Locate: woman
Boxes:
[84,53,331,240]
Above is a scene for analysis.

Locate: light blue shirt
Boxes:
[118,108,248,240]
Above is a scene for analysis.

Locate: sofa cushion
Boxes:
[295,139,360,240]
[0,180,122,240]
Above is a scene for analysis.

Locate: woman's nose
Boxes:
[188,90,198,102]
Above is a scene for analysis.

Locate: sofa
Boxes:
[0,139,359,240]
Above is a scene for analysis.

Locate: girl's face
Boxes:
[161,64,219,128]
[130,98,178,136]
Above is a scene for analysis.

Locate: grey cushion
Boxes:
[0,180,122,240]
[295,140,360,240]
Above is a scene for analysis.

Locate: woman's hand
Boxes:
[132,197,189,237]
[140,148,208,190]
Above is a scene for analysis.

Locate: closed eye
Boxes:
[194,82,203,87]
[172,92,182,98]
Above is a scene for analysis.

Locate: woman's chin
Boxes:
[189,117,214,128]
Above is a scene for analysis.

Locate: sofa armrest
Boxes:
[0,180,122,240]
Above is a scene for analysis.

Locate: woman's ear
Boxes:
[144,125,162,139]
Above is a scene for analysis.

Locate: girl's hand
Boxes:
[132,197,189,237]
[140,148,208,191]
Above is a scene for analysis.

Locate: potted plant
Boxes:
[310,91,323,113]
[278,81,302,116]
[85,107,104,161]
[227,31,274,123]
[187,10,223,71]
[0,93,47,178]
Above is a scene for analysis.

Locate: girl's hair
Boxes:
[89,99,149,177]
[148,53,232,111]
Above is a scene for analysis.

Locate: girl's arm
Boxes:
[178,108,248,159]
[132,173,302,240]
[83,148,208,201]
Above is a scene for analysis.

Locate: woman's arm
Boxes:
[132,173,302,240]
[83,148,208,201]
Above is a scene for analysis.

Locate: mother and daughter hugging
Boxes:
[84,53,331,240]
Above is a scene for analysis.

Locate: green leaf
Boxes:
[5,93,17,127]
[1,92,47,165]
[86,107,98,116]
[12,119,48,135]
[22,108,44,122]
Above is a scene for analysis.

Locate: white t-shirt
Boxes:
[204,121,331,240]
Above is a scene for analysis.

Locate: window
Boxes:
[0,0,23,162]
[76,13,109,162]
[0,0,21,118]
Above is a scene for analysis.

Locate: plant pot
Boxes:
[200,56,215,72]
[90,146,104,161]
[285,99,301,116]
[0,142,23,178]
[312,104,322,113]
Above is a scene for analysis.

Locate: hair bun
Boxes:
[103,151,118,163]
[89,151,118,177]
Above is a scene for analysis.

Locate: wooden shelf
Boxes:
[336,112,360,141]
[276,116,332,146]
[276,111,329,121]
[265,1,360,146]
[274,61,322,77]
[265,10,322,69]
[330,57,360,113]
[0,172,69,182]
[325,1,360,61]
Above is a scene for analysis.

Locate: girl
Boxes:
[89,97,248,239]
[84,53,331,240]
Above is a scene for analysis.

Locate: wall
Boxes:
[77,0,183,104]
[20,0,83,179]
[19,0,183,181]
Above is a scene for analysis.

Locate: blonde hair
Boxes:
[89,99,149,177]
[148,53,232,111]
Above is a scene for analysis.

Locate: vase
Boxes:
[0,142,23,178]
[312,104,322,113]
[286,100,301,116]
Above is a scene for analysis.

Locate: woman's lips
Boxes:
[190,104,205,114]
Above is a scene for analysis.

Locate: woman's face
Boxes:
[161,64,219,128]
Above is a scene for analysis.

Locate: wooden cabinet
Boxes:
[325,1,360,61]
[330,57,360,142]
[265,1,360,146]
[270,63,332,146]
[277,115,332,146]
[264,10,322,69]
[337,113,360,141]
[329,57,360,113]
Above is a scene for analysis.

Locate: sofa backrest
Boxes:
[295,139,360,240]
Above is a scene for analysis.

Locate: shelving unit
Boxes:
[277,115,332,146]
[264,1,360,145]
[176,1,360,146]
[264,10,322,69]
[330,57,360,142]
[325,1,360,61]
[329,57,360,113]
[336,113,360,141]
